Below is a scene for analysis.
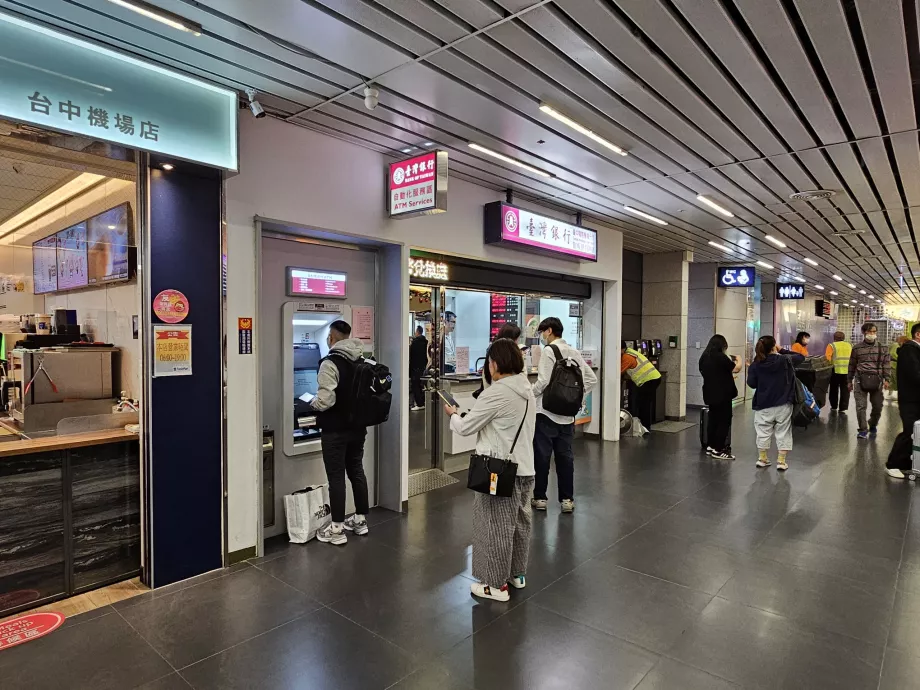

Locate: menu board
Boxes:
[87,203,131,284]
[56,223,88,290]
[32,235,58,294]
[287,267,347,298]
[490,294,521,339]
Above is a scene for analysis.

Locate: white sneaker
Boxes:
[705,446,715,455]
[777,460,789,472]
[343,514,369,535]
[756,459,771,468]
[531,499,548,511]
[561,499,575,513]
[711,451,735,461]
[316,523,347,545]
[507,575,526,589]
[410,405,423,411]
[470,582,510,602]
[887,468,906,479]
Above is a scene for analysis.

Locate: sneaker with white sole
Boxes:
[470,582,510,602]
[316,523,347,545]
[410,405,423,411]
[777,461,789,472]
[507,575,526,589]
[756,459,771,468]
[887,468,907,479]
[343,514,369,535]
[561,499,575,513]
[531,498,548,511]
[711,451,735,461]
[705,446,715,455]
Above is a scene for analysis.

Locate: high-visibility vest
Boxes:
[625,348,661,386]
[829,341,852,375]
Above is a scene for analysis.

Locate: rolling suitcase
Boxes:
[700,406,732,450]
[908,420,920,481]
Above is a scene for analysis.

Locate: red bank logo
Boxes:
[392,167,405,185]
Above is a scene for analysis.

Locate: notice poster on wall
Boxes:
[352,306,374,348]
[153,324,192,376]
[455,346,470,374]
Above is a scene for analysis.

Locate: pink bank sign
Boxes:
[387,151,448,218]
[485,202,597,261]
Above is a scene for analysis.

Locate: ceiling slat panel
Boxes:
[890,131,920,207]
[824,144,883,213]
[856,138,903,210]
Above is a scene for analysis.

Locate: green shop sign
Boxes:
[0,12,238,170]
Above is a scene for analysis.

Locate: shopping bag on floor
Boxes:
[283,484,331,543]
[631,419,649,437]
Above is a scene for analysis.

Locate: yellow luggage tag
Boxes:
[489,472,499,495]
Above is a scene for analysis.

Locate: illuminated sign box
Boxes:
[776,283,805,300]
[287,267,347,298]
[484,202,598,262]
[717,266,755,287]
[388,151,448,218]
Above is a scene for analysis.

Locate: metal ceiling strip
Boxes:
[856,138,906,211]
[824,144,883,213]
[368,0,474,43]
[890,131,920,207]
[310,0,444,55]
[793,149,862,216]
[430,0,504,29]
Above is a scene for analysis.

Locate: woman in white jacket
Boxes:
[444,338,536,602]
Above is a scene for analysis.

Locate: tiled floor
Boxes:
[2,402,920,689]
[0,578,147,624]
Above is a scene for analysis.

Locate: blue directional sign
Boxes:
[717,266,755,288]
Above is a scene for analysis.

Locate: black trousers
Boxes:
[829,372,850,411]
[887,401,920,472]
[533,414,575,502]
[321,428,369,523]
[707,400,733,453]
[410,374,425,407]
[636,378,661,430]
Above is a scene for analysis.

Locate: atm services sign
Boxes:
[387,151,448,218]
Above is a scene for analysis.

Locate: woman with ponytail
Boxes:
[746,335,805,471]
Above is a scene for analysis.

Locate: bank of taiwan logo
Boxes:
[503,209,518,235]
[392,167,405,185]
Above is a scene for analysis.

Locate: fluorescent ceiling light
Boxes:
[708,241,732,253]
[814,285,824,290]
[830,290,838,295]
[803,257,818,266]
[859,289,866,295]
[848,283,856,289]
[696,195,734,218]
[423,142,434,146]
[851,299,858,303]
[869,294,874,299]
[468,143,553,178]
[293,319,329,326]
[833,275,843,281]
[161,163,174,170]
[106,0,202,35]
[623,206,668,225]
[0,172,106,243]
[764,235,786,248]
[756,261,773,269]
[539,104,628,156]
[400,148,412,153]
[793,277,807,282]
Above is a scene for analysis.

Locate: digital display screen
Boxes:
[717,266,755,288]
[87,203,131,284]
[32,235,58,294]
[776,283,805,300]
[287,267,347,298]
[56,222,88,290]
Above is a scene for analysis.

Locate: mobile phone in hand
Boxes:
[438,390,460,409]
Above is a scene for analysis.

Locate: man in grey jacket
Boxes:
[848,322,890,440]
[306,320,370,545]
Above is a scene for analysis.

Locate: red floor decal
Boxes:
[0,612,65,651]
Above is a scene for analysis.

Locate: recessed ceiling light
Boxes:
[814,285,825,290]
[764,235,787,248]
[623,206,668,225]
[803,257,818,266]
[859,289,866,295]
[848,283,856,289]
[830,290,838,295]
[468,143,553,178]
[423,142,434,146]
[756,261,773,269]
[696,195,734,218]
[400,148,413,153]
[106,0,202,35]
[161,163,174,170]
[539,104,628,156]
[708,241,732,253]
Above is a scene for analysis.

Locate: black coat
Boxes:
[897,341,920,405]
[409,335,428,375]
[699,350,738,406]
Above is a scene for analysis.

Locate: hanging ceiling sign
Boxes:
[717,266,755,288]
[387,151,448,218]
[0,12,238,170]
[776,283,805,300]
[484,202,597,262]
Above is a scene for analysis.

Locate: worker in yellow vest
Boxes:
[825,331,852,413]
[621,342,662,432]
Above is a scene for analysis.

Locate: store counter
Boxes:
[0,425,140,618]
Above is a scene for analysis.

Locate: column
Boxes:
[687,263,717,406]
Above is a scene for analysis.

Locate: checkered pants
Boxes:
[471,476,535,588]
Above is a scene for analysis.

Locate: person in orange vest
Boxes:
[621,342,662,432]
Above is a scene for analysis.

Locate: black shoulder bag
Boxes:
[466,399,528,498]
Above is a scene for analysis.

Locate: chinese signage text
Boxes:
[484,202,598,261]
[408,258,449,281]
[388,151,448,217]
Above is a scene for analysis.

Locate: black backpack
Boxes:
[335,354,392,427]
[787,359,819,428]
[541,344,585,417]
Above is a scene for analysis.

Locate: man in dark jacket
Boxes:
[409,325,428,410]
[886,323,920,478]
[848,323,890,439]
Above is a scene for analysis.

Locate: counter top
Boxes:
[0,428,139,458]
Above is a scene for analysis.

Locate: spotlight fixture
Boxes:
[245,88,265,119]
[803,257,818,266]
[468,143,552,178]
[161,163,174,170]
[756,261,773,269]
[106,0,202,35]
[623,206,668,225]
[696,195,734,218]
[539,104,628,156]
[764,235,787,248]
[708,241,733,253]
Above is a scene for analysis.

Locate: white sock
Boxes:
[333,521,344,529]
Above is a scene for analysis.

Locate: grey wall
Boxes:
[687,263,716,407]
[622,250,642,341]
[762,282,775,341]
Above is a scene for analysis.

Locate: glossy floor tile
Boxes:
[1,405,917,689]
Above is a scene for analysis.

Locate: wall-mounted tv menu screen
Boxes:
[32,203,133,294]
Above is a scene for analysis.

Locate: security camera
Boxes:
[245,88,266,119]
[364,86,379,110]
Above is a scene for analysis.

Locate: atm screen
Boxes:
[293,344,321,370]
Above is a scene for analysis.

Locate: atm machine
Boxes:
[293,342,322,443]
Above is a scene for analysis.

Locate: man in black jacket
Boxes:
[409,325,428,410]
[886,322,920,478]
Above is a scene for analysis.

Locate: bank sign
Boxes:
[387,151,448,218]
[484,202,598,261]
[0,12,238,170]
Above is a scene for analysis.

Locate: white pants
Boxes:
[754,404,794,451]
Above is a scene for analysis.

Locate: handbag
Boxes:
[466,399,528,498]
[858,344,884,392]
